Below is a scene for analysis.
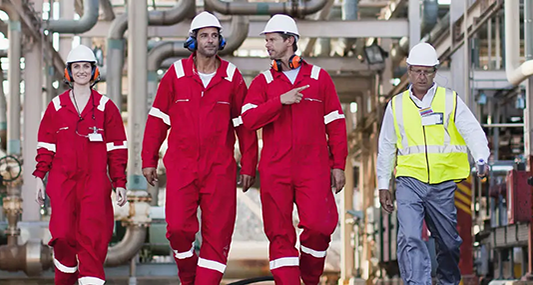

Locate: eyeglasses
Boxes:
[410,68,436,77]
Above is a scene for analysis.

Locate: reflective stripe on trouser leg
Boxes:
[78,276,105,285]
[396,177,432,285]
[53,250,78,285]
[424,180,462,285]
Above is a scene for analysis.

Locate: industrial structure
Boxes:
[0,0,531,284]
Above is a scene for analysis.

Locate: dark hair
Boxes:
[280,33,298,52]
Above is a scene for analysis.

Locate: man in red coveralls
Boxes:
[241,14,348,284]
[33,44,128,285]
[141,11,258,285]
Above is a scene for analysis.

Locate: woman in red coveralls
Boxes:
[33,44,128,285]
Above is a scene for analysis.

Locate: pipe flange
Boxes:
[24,239,43,277]
[3,196,23,213]
[4,227,20,236]
[126,191,152,203]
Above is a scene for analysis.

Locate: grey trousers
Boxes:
[396,176,462,285]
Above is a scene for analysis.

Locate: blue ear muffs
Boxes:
[183,34,226,52]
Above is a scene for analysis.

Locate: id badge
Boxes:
[421,113,443,126]
[88,133,103,142]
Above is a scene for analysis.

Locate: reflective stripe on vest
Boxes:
[392,86,470,184]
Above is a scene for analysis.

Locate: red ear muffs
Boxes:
[64,64,99,82]
[288,54,302,69]
[271,54,302,72]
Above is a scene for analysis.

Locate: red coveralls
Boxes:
[33,90,127,285]
[141,54,258,285]
[241,61,348,284]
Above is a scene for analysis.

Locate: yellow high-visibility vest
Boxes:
[392,86,470,184]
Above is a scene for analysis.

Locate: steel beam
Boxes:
[78,18,409,39]
[388,0,504,97]
[160,56,382,75]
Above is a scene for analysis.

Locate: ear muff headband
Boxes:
[271,54,302,72]
[184,33,226,52]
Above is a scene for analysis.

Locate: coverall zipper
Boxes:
[422,126,430,183]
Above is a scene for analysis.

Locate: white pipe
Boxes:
[505,0,533,85]
[46,0,99,33]
[106,0,194,109]
[127,0,148,192]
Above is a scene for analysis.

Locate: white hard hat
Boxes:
[260,14,300,38]
[406,42,439,66]
[66,44,96,64]
[189,11,222,34]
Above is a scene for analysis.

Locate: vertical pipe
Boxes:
[524,0,533,278]
[58,0,74,60]
[488,18,492,69]
[495,15,501,69]
[340,107,354,284]
[127,0,148,192]
[408,0,421,50]
[463,0,471,108]
[0,64,6,151]
[4,6,22,246]
[22,0,44,222]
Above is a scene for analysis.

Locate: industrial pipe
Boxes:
[0,63,6,151]
[390,0,443,65]
[0,4,53,277]
[106,0,195,108]
[106,191,152,266]
[340,0,358,56]
[46,0,99,33]
[100,0,115,21]
[105,226,147,267]
[504,0,533,85]
[204,0,328,16]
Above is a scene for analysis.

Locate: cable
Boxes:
[226,276,275,285]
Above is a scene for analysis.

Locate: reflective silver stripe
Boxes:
[232,116,243,127]
[394,94,409,150]
[52,96,61,111]
[270,257,299,270]
[301,245,327,258]
[78,277,105,285]
[197,258,226,273]
[241,103,258,114]
[37,142,56,152]
[106,141,127,152]
[148,107,171,126]
[324,110,345,125]
[173,245,194,259]
[311,65,321,80]
[174,60,185,79]
[262,70,273,84]
[225,63,236,82]
[398,145,468,156]
[53,258,77,273]
[444,88,454,145]
[97,96,109,112]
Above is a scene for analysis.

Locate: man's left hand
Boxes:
[239,174,255,193]
[331,169,345,193]
[116,187,127,207]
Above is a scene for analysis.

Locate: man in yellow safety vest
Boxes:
[377,42,490,285]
